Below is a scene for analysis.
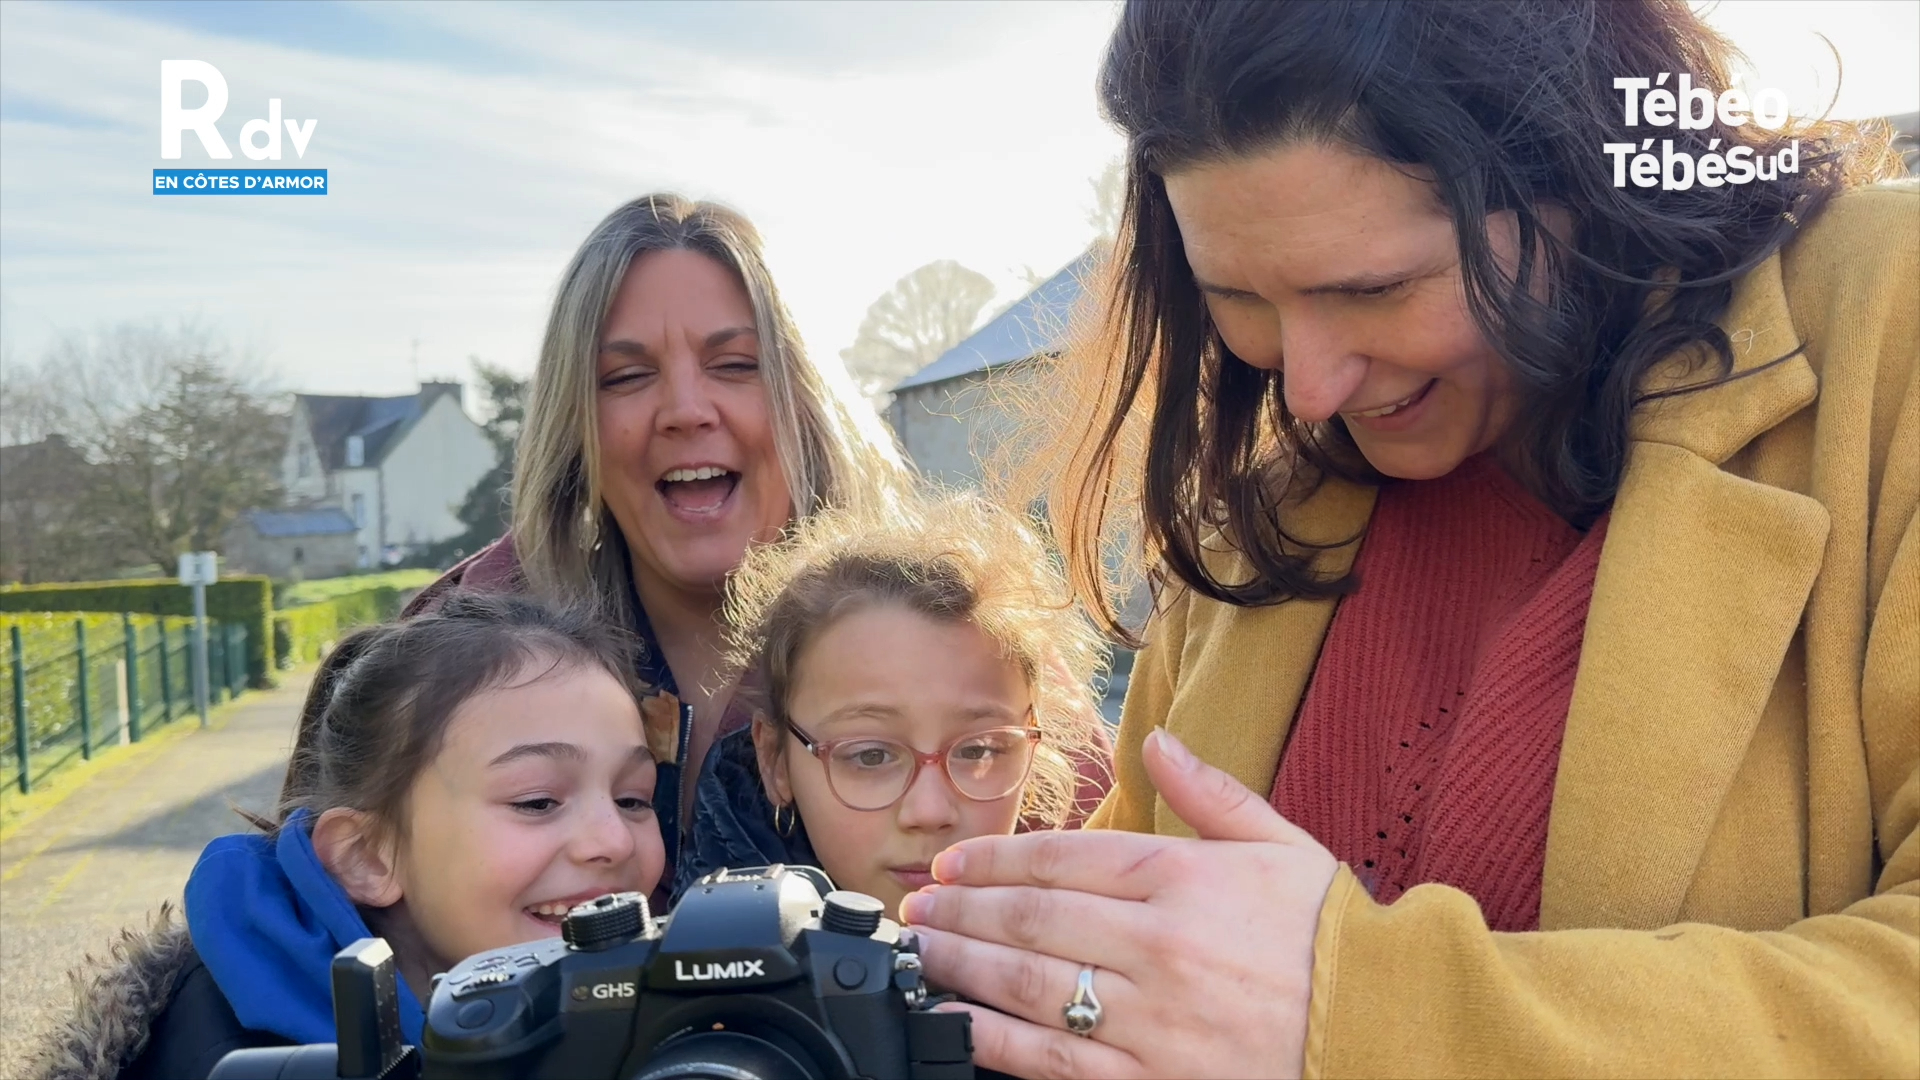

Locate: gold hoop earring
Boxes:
[772,801,797,839]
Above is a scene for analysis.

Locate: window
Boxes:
[296,443,311,478]
[350,493,366,527]
[345,435,365,468]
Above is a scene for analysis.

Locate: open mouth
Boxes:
[656,466,739,516]
[524,900,578,928]
[523,890,622,927]
[1345,379,1437,420]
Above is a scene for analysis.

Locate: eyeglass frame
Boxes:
[779,709,1044,812]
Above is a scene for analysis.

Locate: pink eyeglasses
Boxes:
[782,712,1043,812]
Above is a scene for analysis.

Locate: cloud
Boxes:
[1,0,1126,395]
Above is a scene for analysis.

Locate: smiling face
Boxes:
[752,604,1033,915]
[388,657,664,970]
[596,248,795,601]
[1164,141,1547,481]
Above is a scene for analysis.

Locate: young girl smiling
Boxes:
[29,594,665,1080]
[685,493,1109,916]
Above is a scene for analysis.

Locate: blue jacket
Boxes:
[184,809,425,1047]
[672,724,819,901]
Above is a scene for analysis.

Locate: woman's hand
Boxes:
[901,729,1341,1079]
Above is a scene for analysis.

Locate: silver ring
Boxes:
[1062,965,1102,1037]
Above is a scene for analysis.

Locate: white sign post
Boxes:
[177,551,218,729]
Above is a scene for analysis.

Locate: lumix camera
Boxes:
[211,865,975,1079]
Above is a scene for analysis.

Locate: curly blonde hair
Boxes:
[723,491,1109,828]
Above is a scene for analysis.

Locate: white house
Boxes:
[281,382,495,567]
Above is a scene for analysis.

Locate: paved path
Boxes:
[0,674,307,1077]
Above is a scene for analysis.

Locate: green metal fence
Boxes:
[1,612,249,795]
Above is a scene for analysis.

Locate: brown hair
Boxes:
[1016,0,1907,643]
[722,492,1109,829]
[257,592,642,839]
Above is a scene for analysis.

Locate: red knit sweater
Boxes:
[1271,454,1609,932]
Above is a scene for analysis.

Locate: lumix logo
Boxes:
[674,958,767,982]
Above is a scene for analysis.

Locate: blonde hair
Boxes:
[512,193,909,623]
[722,491,1109,829]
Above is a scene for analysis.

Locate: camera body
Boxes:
[211,865,974,1080]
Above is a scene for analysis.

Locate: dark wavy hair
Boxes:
[245,592,642,838]
[1024,0,1903,640]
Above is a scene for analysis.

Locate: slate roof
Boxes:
[893,248,1100,393]
[296,382,462,470]
[0,434,86,475]
[242,508,359,537]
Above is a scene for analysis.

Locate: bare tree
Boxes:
[839,260,996,401]
[0,321,287,579]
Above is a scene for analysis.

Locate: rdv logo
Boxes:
[161,60,317,160]
[675,958,766,981]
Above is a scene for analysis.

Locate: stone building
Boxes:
[885,249,1145,715]
[222,507,360,579]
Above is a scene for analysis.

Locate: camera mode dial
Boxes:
[563,892,649,951]
[821,890,886,937]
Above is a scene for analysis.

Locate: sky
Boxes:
[1,0,1915,407]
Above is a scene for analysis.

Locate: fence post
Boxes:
[124,614,142,743]
[115,659,130,746]
[227,624,242,698]
[11,626,27,795]
[212,625,226,706]
[75,619,93,761]
[157,622,173,725]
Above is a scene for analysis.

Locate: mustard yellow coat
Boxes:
[1089,182,1920,1077]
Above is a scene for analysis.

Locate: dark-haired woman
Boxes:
[901,2,1917,1076]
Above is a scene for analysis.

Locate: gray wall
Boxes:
[889,373,1023,491]
[222,526,357,579]
[888,370,1146,724]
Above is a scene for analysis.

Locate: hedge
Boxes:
[280,569,438,608]
[0,578,275,687]
[274,586,409,668]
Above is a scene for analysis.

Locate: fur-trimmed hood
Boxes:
[24,903,197,1080]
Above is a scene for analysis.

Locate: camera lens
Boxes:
[630,1031,822,1080]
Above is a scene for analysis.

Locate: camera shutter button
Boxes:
[821,891,885,936]
[563,892,649,951]
[832,956,868,989]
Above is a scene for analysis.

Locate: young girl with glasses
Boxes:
[682,492,1110,916]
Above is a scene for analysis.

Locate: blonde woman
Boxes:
[407,193,912,895]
